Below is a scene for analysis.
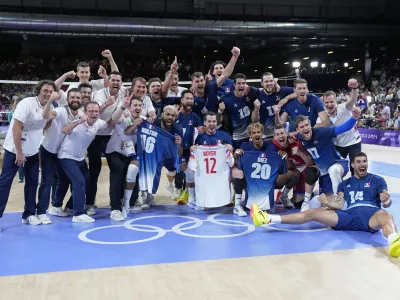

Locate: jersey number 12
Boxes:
[204,157,217,174]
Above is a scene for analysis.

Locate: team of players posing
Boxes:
[0,47,398,257]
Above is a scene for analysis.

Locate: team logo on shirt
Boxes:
[225,87,230,93]
[217,140,222,144]
[364,182,371,187]
[189,120,193,125]
[259,153,267,158]
[147,124,154,129]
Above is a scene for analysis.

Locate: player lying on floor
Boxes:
[250,152,400,258]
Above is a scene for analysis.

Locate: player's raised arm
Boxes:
[345,79,359,110]
[251,99,260,123]
[333,107,361,136]
[101,49,119,73]
[216,47,240,87]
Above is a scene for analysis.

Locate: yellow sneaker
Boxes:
[177,190,189,205]
[250,204,271,226]
[389,235,400,258]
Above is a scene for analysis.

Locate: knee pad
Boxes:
[328,164,342,179]
[305,167,319,186]
[184,168,195,184]
[126,164,139,183]
[167,170,176,177]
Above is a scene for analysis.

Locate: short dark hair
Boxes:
[181,89,194,100]
[295,115,310,128]
[209,60,226,75]
[323,91,336,99]
[130,96,142,106]
[191,72,204,81]
[109,71,122,79]
[131,77,146,88]
[34,80,58,95]
[84,101,100,111]
[203,111,217,121]
[261,72,273,82]
[294,78,307,88]
[274,124,285,131]
[78,83,92,90]
[148,77,162,88]
[352,152,368,163]
[67,88,81,99]
[77,62,90,70]
[234,73,247,83]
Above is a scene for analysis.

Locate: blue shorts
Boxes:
[179,149,191,164]
[130,154,138,162]
[333,206,381,233]
[319,161,349,194]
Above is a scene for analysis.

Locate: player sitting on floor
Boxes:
[250,152,400,258]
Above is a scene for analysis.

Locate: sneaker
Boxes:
[141,193,155,210]
[194,204,205,211]
[233,204,247,217]
[250,204,271,226]
[22,215,42,225]
[37,214,52,225]
[48,207,68,217]
[177,190,189,205]
[72,214,95,223]
[173,188,182,201]
[110,210,125,222]
[165,182,174,195]
[64,207,74,216]
[300,201,310,212]
[389,235,400,258]
[281,195,294,209]
[86,205,96,216]
[18,179,24,183]
[187,200,196,209]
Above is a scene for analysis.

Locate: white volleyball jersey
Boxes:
[188,145,234,208]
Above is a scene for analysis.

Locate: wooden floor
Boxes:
[2,144,400,300]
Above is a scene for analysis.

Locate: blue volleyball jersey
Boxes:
[237,149,286,210]
[282,94,325,130]
[193,96,206,119]
[137,121,180,194]
[240,139,278,152]
[297,127,347,176]
[205,78,235,114]
[221,87,258,141]
[216,77,235,97]
[176,111,203,149]
[338,173,387,209]
[195,130,233,146]
[258,86,294,138]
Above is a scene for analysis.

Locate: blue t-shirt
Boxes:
[241,139,278,152]
[282,94,325,130]
[151,96,181,119]
[137,121,180,194]
[258,86,294,138]
[195,130,233,146]
[221,87,258,141]
[176,111,203,149]
[237,148,286,210]
[297,127,347,176]
[338,173,387,209]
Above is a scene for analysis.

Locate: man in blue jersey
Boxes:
[133,105,183,209]
[295,107,361,212]
[251,72,297,139]
[207,60,235,99]
[275,78,330,130]
[217,73,259,150]
[231,123,300,216]
[250,152,400,258]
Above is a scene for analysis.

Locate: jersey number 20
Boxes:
[141,135,156,153]
[251,163,271,179]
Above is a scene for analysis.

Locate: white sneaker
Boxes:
[281,195,294,209]
[110,210,125,221]
[48,207,68,217]
[64,207,74,216]
[72,214,95,223]
[233,205,247,217]
[22,215,42,225]
[187,198,196,209]
[173,188,182,200]
[86,205,96,216]
[141,193,155,210]
[300,201,310,212]
[165,182,174,195]
[37,214,52,225]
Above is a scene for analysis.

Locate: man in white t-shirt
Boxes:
[85,71,124,213]
[0,80,59,228]
[317,79,360,175]
[40,88,84,221]
[130,77,157,121]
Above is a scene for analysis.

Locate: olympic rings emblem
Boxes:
[78,214,256,245]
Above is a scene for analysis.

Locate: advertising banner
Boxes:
[359,128,400,147]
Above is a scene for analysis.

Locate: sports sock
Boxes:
[388,232,399,245]
[282,187,291,197]
[235,194,242,206]
[304,192,312,203]
[124,189,133,201]
[270,215,282,223]
[188,187,195,201]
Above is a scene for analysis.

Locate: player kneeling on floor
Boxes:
[250,152,400,258]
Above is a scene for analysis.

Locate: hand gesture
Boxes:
[292,146,298,156]
[273,104,281,114]
[234,149,244,159]
[351,107,361,119]
[49,91,60,103]
[134,117,143,126]
[278,150,287,159]
[122,90,133,109]
[65,71,76,79]
[106,96,116,107]
[288,132,297,144]
[170,56,179,73]
[101,50,113,58]
[197,126,206,134]
[254,99,261,110]
[348,78,359,89]
[98,65,107,78]
[190,145,198,151]
[205,71,212,83]
[218,102,225,113]
[79,114,89,124]
[231,47,240,58]
[225,144,233,152]
[175,135,182,145]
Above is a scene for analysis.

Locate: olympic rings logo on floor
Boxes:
[78,214,256,245]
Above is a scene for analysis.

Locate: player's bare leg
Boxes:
[301,166,319,212]
[231,167,247,216]
[369,210,400,257]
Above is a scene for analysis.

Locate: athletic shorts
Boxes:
[130,154,138,162]
[179,149,191,164]
[333,206,381,233]
[293,169,306,194]
[319,161,349,194]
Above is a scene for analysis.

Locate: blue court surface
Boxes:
[0,159,399,277]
